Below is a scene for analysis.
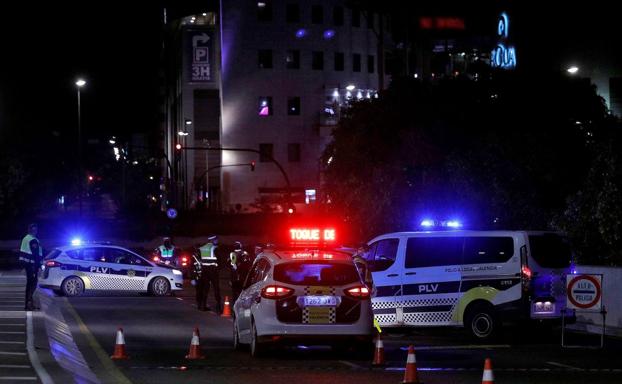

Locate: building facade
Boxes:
[162,0,390,213]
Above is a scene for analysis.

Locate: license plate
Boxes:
[303,295,337,307]
[534,301,555,314]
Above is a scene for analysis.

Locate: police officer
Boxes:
[229,241,250,303]
[195,235,222,313]
[352,244,374,290]
[19,224,42,311]
[155,237,177,265]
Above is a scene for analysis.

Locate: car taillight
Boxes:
[521,265,532,292]
[181,256,188,266]
[261,285,294,299]
[345,286,370,299]
[153,256,160,262]
[45,260,62,268]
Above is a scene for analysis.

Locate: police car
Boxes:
[38,241,184,297]
[367,226,573,340]
[232,227,374,357]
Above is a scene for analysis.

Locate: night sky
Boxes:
[0,1,620,145]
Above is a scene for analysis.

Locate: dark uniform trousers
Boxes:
[196,265,221,311]
[22,257,39,308]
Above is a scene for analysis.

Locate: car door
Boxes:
[401,236,463,326]
[79,247,111,290]
[105,248,147,291]
[368,238,401,326]
[237,258,270,336]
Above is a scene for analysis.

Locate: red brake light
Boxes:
[182,256,188,262]
[45,260,62,268]
[261,285,294,299]
[153,256,160,262]
[521,265,532,280]
[345,286,370,299]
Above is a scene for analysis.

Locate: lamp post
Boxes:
[75,78,86,217]
[566,66,579,75]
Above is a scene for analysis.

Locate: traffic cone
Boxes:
[185,327,205,360]
[371,333,385,366]
[482,358,494,384]
[401,345,421,384]
[110,328,129,360]
[221,296,232,317]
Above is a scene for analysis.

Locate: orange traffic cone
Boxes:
[221,296,232,317]
[482,358,494,384]
[185,327,205,360]
[402,345,421,384]
[110,328,129,360]
[372,333,385,366]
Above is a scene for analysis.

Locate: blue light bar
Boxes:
[445,220,462,229]
[70,238,82,246]
[420,219,435,228]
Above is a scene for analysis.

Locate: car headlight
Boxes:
[172,269,183,275]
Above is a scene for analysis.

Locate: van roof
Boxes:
[370,230,562,239]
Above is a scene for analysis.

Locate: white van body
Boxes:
[367,231,572,339]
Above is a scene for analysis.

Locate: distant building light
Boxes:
[346,91,352,98]
[202,13,207,16]
[149,176,154,180]
[132,161,139,165]
[332,90,339,98]
[109,139,116,144]
[414,73,419,79]
[356,91,363,99]
[366,91,371,99]
[257,2,266,8]
[346,84,355,91]
[567,66,579,74]
[177,131,189,136]
[185,119,192,126]
[305,189,317,204]
[323,30,335,40]
[327,156,333,165]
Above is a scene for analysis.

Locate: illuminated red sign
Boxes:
[289,228,336,242]
[419,17,465,30]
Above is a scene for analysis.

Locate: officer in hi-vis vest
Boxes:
[19,223,42,311]
[195,235,222,313]
[155,237,177,265]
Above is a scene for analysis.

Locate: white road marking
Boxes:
[338,360,365,370]
[176,297,184,301]
[26,311,54,384]
[547,361,582,370]
[0,351,27,356]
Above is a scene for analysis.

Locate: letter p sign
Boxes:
[194,47,208,63]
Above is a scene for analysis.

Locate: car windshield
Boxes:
[529,234,572,269]
[273,262,361,286]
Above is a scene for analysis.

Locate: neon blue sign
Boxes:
[491,12,516,69]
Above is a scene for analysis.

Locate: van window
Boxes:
[405,237,464,268]
[528,234,572,269]
[463,237,514,264]
[368,239,399,271]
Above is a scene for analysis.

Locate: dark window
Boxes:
[529,234,572,268]
[107,249,145,265]
[67,248,106,262]
[463,237,514,264]
[258,49,273,69]
[367,55,375,73]
[334,52,344,71]
[257,1,272,22]
[285,50,300,69]
[352,53,361,72]
[274,262,360,285]
[194,90,220,140]
[368,238,399,272]
[366,11,374,29]
[405,237,464,268]
[247,258,271,287]
[351,7,360,27]
[311,5,323,24]
[286,3,300,23]
[312,51,324,70]
[258,96,273,116]
[333,6,344,26]
[259,143,273,162]
[288,143,301,162]
[287,97,301,115]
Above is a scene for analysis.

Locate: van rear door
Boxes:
[368,238,401,326]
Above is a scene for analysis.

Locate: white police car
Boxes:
[38,243,184,297]
[232,227,374,357]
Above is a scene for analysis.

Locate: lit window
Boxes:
[258,97,272,116]
[305,189,317,204]
[286,50,300,69]
[287,97,301,115]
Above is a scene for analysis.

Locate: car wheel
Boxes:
[465,303,498,341]
[233,317,242,351]
[150,277,170,296]
[250,320,264,357]
[61,277,85,297]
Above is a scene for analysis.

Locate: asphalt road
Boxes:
[55,280,622,384]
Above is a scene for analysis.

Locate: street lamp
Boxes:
[75,78,86,217]
[566,66,579,74]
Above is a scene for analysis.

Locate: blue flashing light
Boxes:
[323,30,335,40]
[420,219,435,228]
[445,220,462,229]
[295,29,307,38]
[70,238,82,246]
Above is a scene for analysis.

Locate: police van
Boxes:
[367,230,573,339]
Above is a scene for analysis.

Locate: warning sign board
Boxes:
[566,274,602,311]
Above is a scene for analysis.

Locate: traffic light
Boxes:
[250,160,256,171]
[174,143,182,162]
